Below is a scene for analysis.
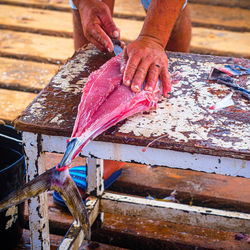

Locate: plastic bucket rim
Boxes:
[0,148,24,174]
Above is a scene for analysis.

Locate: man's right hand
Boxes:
[75,0,120,52]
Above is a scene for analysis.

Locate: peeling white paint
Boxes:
[118,61,250,151]
[41,135,250,177]
[29,102,45,118]
[49,114,64,125]
[5,206,18,230]
[22,132,50,249]
[53,48,98,93]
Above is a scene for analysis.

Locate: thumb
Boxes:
[98,12,120,39]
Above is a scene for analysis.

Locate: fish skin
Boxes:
[0,166,91,241]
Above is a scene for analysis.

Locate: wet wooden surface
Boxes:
[15,46,250,160]
[1,0,250,126]
[0,0,250,249]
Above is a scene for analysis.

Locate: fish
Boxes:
[0,52,160,242]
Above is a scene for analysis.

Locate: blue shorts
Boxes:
[69,0,188,11]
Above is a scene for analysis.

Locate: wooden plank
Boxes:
[190,4,250,32]
[0,30,74,64]
[1,7,250,58]
[1,4,250,36]
[0,5,143,41]
[23,193,250,249]
[0,57,58,92]
[3,3,249,34]
[1,0,70,11]
[0,89,37,123]
[2,0,250,17]
[0,5,73,37]
[111,164,250,213]
[94,212,250,250]
[101,192,250,233]
[14,229,126,250]
[190,0,250,9]
[0,0,145,17]
[191,27,250,58]
[43,154,250,214]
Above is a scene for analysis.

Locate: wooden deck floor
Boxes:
[0,0,250,124]
[0,0,250,249]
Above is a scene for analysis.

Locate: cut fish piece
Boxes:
[70,55,160,161]
[72,56,122,137]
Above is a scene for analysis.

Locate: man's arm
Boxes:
[73,0,119,52]
[123,0,187,96]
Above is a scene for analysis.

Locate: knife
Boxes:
[112,39,123,56]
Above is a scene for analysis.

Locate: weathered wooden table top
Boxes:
[15,45,250,160]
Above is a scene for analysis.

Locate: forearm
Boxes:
[139,0,186,48]
[73,0,115,13]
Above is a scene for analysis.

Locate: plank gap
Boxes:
[0,82,41,93]
[191,22,250,33]
[189,0,250,9]
[0,24,73,38]
[0,1,70,11]
[0,51,63,65]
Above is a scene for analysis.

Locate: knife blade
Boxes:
[112,39,123,56]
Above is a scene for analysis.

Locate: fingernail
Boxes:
[124,80,130,86]
[107,47,112,52]
[113,30,119,38]
[146,86,153,92]
[132,85,140,92]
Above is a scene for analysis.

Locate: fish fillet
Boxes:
[69,55,160,161]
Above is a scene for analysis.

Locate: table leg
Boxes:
[86,157,104,231]
[86,158,104,196]
[23,132,50,249]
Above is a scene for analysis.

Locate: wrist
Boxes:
[72,0,80,9]
[137,34,165,50]
[73,0,90,9]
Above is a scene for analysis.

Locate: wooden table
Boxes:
[15,45,250,249]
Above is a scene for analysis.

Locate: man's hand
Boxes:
[122,36,171,97]
[76,0,119,52]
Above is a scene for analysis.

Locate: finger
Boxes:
[98,11,120,39]
[89,24,113,52]
[160,68,171,97]
[131,60,151,93]
[120,47,128,74]
[144,63,161,92]
[123,54,141,87]
[120,41,126,49]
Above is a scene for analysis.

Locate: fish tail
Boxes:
[51,168,91,241]
[0,166,91,241]
[0,167,54,212]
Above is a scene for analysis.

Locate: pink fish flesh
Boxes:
[69,55,160,161]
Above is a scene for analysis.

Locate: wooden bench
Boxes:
[1,0,250,248]
[14,45,250,249]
